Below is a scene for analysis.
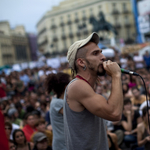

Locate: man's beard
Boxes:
[86,59,106,76]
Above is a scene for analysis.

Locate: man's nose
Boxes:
[101,53,106,61]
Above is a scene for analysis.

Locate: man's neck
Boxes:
[77,72,97,88]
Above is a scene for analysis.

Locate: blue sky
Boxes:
[0,0,64,33]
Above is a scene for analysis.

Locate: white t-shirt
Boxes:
[10,123,20,140]
[120,58,128,68]
[139,100,150,116]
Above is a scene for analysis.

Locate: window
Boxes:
[123,3,127,11]
[115,16,118,23]
[112,3,116,8]
[124,15,129,23]
[68,14,70,19]
[75,12,78,17]
[60,16,63,21]
[15,45,27,60]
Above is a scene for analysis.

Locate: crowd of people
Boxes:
[0,35,150,150]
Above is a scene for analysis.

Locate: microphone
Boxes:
[121,68,139,76]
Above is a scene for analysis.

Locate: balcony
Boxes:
[123,10,129,14]
[82,16,87,21]
[124,23,131,28]
[60,22,65,27]
[83,30,88,35]
[114,24,121,29]
[38,39,48,47]
[69,32,74,38]
[112,10,120,15]
[38,28,46,36]
[74,18,79,23]
[52,36,58,42]
[61,34,67,40]
[76,31,81,37]
[51,24,57,29]
[67,20,72,25]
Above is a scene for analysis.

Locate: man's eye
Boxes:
[93,52,98,55]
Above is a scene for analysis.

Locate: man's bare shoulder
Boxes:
[67,79,95,99]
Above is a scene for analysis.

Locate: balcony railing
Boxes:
[76,31,81,37]
[67,20,72,25]
[112,10,120,15]
[82,16,87,21]
[60,22,65,27]
[52,36,58,42]
[124,23,131,28]
[114,24,121,29]
[74,18,79,23]
[69,32,74,38]
[61,34,67,40]
[51,24,57,29]
[123,10,129,14]
[83,30,88,35]
[38,39,48,47]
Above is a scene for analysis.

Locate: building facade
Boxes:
[0,21,31,66]
[37,0,136,55]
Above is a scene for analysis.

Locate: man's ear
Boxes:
[76,58,85,68]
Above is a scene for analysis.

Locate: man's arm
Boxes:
[68,61,123,121]
[69,78,123,121]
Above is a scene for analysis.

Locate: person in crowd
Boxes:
[120,54,128,69]
[13,129,34,150]
[128,75,138,89]
[40,102,47,118]
[45,72,70,150]
[31,110,41,125]
[143,50,150,72]
[0,79,7,98]
[122,83,133,98]
[121,98,142,148]
[32,132,52,150]
[64,32,123,149]
[9,140,16,150]
[15,102,26,120]
[107,130,121,150]
[133,52,144,70]
[7,107,22,126]
[137,106,150,150]
[22,113,37,141]
[131,87,146,109]
[30,118,52,147]
[4,113,20,139]
[0,108,9,150]
[5,121,12,139]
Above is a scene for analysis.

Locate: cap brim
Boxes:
[37,136,47,142]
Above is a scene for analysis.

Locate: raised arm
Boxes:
[68,61,123,121]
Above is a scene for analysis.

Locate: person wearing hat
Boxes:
[33,132,52,150]
[7,108,22,126]
[64,32,123,150]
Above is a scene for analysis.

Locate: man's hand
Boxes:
[103,60,121,77]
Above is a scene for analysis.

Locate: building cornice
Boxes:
[36,0,130,27]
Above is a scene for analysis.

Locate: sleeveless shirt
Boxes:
[63,79,109,150]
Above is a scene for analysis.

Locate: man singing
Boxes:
[64,32,123,150]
